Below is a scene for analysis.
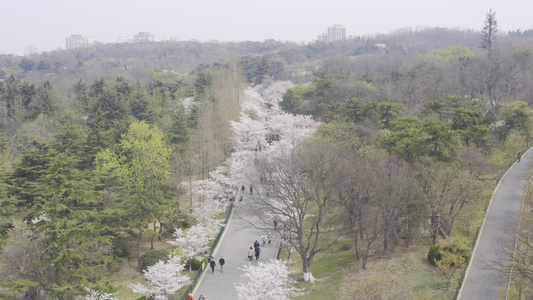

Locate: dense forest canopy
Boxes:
[2,25,533,299]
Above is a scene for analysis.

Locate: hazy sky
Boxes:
[1,0,532,56]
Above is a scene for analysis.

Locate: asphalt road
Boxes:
[459,148,532,299]
[191,194,278,300]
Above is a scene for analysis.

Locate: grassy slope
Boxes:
[286,241,459,300]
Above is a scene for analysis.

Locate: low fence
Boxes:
[174,203,234,300]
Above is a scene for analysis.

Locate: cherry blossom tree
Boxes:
[190,179,225,221]
[230,112,267,151]
[77,288,117,300]
[168,225,210,271]
[129,255,190,300]
[235,259,303,300]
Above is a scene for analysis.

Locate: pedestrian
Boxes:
[198,295,205,300]
[187,294,193,300]
[239,195,243,207]
[250,185,253,195]
[518,152,522,162]
[268,232,272,246]
[209,259,216,274]
[218,256,225,273]
[254,240,260,248]
[241,185,245,193]
[261,234,267,246]
[255,246,261,260]
[273,220,278,232]
[248,246,254,261]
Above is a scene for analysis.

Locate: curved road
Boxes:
[459,148,532,299]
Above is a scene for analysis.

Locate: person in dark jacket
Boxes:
[209,259,216,274]
[218,256,225,273]
[255,246,261,260]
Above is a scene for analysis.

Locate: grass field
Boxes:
[284,240,458,300]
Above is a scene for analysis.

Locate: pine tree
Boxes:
[481,9,498,57]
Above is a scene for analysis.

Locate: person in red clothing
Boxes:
[186,294,193,300]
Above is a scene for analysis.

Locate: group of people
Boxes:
[187,294,204,300]
[248,239,262,261]
[208,256,225,274]
[261,232,272,246]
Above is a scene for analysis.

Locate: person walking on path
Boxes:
[241,185,245,194]
[187,294,193,300]
[518,151,522,162]
[248,247,254,261]
[267,232,272,246]
[273,220,278,232]
[250,185,253,195]
[209,259,216,274]
[261,234,267,246]
[255,246,261,260]
[239,195,243,207]
[218,256,225,273]
[198,295,205,300]
[254,240,260,248]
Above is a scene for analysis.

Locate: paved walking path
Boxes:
[459,148,533,299]
[191,191,278,300]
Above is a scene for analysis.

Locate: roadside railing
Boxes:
[174,203,233,300]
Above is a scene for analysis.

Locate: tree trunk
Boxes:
[150,221,156,250]
[158,222,163,240]
[383,226,389,252]
[137,224,143,270]
[354,231,360,261]
[302,258,315,283]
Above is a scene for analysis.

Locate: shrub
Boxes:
[187,254,208,270]
[427,245,443,265]
[428,243,471,266]
[140,249,171,271]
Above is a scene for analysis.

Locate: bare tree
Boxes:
[337,152,379,268]
[416,158,482,243]
[252,140,345,282]
[370,152,415,252]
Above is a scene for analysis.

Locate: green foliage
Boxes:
[427,243,471,266]
[240,55,284,85]
[140,249,171,271]
[19,58,35,73]
[187,254,208,270]
[95,120,173,268]
[419,46,474,60]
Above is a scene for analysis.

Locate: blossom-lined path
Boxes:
[191,82,318,299]
[191,196,278,299]
[459,147,533,299]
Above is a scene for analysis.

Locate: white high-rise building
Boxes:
[317,25,346,43]
[327,24,346,42]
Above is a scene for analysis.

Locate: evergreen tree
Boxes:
[481,9,498,57]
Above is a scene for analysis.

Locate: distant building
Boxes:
[162,37,179,42]
[317,25,346,43]
[116,37,132,43]
[134,32,155,43]
[66,35,93,50]
[317,33,328,43]
[328,25,346,42]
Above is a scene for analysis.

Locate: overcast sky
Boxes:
[1,0,532,56]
